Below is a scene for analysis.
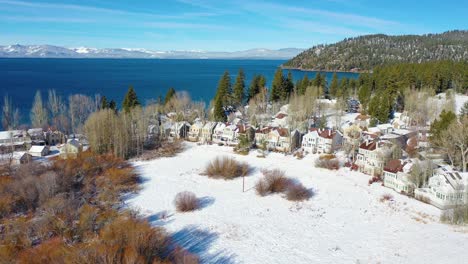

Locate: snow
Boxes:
[129,143,468,264]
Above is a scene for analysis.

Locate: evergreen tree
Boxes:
[298,75,309,95]
[213,95,226,122]
[358,82,371,112]
[232,69,246,106]
[329,72,339,98]
[164,87,176,105]
[460,101,468,117]
[258,75,266,89]
[216,71,231,106]
[109,100,117,111]
[430,110,457,142]
[122,86,140,113]
[271,68,284,102]
[281,71,294,101]
[100,96,109,110]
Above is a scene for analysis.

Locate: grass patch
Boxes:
[255,169,312,202]
[174,191,199,212]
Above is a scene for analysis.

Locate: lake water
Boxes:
[0,59,358,117]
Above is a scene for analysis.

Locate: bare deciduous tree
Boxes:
[30,90,48,128]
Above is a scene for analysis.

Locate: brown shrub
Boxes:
[315,157,340,170]
[204,156,250,180]
[380,193,393,202]
[170,246,200,264]
[174,191,199,212]
[255,169,292,196]
[286,183,313,201]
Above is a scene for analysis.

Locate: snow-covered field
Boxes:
[128,143,468,264]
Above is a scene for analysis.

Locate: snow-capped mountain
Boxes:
[0,44,304,59]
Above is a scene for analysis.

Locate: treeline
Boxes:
[0,152,197,263]
[284,30,468,71]
[2,90,112,132]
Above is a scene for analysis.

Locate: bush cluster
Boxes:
[204,156,250,180]
[255,169,312,202]
[0,151,199,264]
[315,155,340,170]
[174,191,199,212]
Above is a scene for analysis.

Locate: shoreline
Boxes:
[281,65,368,74]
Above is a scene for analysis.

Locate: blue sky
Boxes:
[0,0,467,51]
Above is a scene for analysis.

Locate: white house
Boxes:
[355,140,392,176]
[45,129,65,145]
[383,159,415,194]
[354,114,370,128]
[302,128,343,154]
[0,130,31,150]
[29,145,49,157]
[200,122,217,143]
[212,123,227,144]
[254,127,272,148]
[415,166,468,209]
[265,128,300,153]
[187,122,204,142]
[221,124,239,146]
[60,139,83,159]
[28,128,45,145]
[169,122,191,140]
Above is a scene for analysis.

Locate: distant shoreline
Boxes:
[281,65,366,74]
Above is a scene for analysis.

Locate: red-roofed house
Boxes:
[383,159,415,194]
[302,128,342,154]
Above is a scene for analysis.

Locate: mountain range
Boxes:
[0,45,304,59]
[284,30,468,72]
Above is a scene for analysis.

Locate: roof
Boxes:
[384,159,405,173]
[360,140,378,151]
[319,129,336,139]
[29,145,47,153]
[67,139,81,148]
[275,112,288,120]
[276,128,289,137]
[355,114,370,121]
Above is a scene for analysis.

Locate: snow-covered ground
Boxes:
[129,143,468,264]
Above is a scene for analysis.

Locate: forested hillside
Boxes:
[284,30,468,72]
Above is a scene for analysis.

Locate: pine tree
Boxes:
[122,86,140,113]
[460,101,468,116]
[216,71,231,106]
[358,82,371,112]
[281,71,294,101]
[430,110,457,142]
[164,87,176,105]
[258,75,266,89]
[213,94,226,122]
[298,75,309,95]
[232,69,245,106]
[100,96,109,110]
[329,72,339,98]
[109,100,117,111]
[271,68,284,102]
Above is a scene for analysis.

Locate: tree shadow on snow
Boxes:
[170,226,237,264]
[198,196,215,209]
[146,210,174,226]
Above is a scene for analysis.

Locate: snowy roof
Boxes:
[29,145,47,153]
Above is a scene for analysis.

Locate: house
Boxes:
[302,128,343,154]
[355,140,392,176]
[342,124,362,159]
[377,124,394,135]
[212,123,227,144]
[169,122,191,140]
[221,124,239,146]
[44,129,65,145]
[254,127,272,148]
[188,122,203,142]
[200,122,217,143]
[415,166,468,209]
[27,128,45,145]
[236,124,255,145]
[302,128,319,154]
[0,130,31,150]
[383,159,415,194]
[347,98,360,113]
[60,139,83,159]
[0,151,32,166]
[354,114,370,128]
[29,145,49,157]
[272,111,289,127]
[266,128,300,153]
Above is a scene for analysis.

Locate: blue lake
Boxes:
[0,58,358,115]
